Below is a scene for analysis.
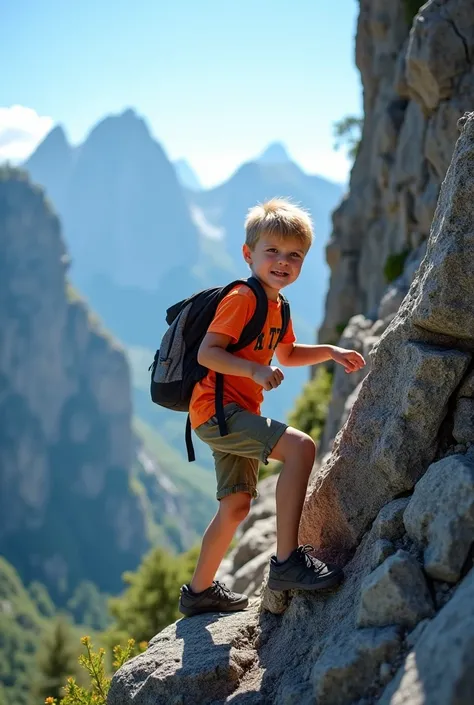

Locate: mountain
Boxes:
[174,158,202,191]
[0,167,215,607]
[257,141,292,164]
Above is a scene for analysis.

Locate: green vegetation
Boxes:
[403,0,425,24]
[1,539,200,703]
[333,115,363,161]
[32,615,81,703]
[335,320,350,337]
[288,367,334,443]
[106,544,198,647]
[45,636,135,705]
[67,582,111,632]
[0,557,47,705]
[384,248,411,283]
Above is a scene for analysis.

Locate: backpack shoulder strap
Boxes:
[278,293,291,345]
[228,276,268,353]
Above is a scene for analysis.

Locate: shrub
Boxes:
[288,367,334,443]
[44,636,136,705]
[403,0,425,24]
[333,115,363,161]
[383,248,410,283]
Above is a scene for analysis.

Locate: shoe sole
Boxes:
[267,570,344,592]
[179,598,249,617]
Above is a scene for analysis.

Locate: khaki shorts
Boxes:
[194,403,287,500]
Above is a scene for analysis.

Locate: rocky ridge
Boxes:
[108,2,474,703]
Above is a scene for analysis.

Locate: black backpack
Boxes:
[149,276,290,462]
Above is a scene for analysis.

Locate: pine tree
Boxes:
[106,545,199,646]
[33,614,80,703]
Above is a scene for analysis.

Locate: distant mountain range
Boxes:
[24,109,343,461]
[174,158,202,191]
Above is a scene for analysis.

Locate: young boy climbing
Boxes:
[179,198,365,617]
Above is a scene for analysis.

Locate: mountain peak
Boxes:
[174,159,202,191]
[257,142,291,164]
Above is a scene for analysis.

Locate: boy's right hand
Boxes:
[251,364,284,390]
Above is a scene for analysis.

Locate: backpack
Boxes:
[149,276,290,462]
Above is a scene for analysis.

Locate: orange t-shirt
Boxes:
[189,284,296,429]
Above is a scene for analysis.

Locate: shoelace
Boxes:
[297,544,325,574]
[211,580,234,599]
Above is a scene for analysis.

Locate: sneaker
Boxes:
[268,544,344,591]
[178,580,249,617]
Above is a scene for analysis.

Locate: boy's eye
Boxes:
[291,252,302,259]
[267,248,278,253]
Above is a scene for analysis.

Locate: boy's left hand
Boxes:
[331,346,366,374]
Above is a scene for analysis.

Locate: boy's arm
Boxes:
[276,342,366,374]
[198,333,284,390]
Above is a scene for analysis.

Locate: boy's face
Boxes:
[242,233,307,299]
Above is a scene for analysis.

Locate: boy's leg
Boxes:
[179,443,258,616]
[267,426,344,591]
[268,427,316,562]
[190,490,251,593]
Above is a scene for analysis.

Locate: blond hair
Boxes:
[245,198,313,251]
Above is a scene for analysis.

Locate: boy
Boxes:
[179,198,365,617]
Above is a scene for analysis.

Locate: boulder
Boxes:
[358,551,434,629]
[380,568,474,704]
[371,497,410,542]
[311,627,401,705]
[403,454,474,582]
[108,607,261,705]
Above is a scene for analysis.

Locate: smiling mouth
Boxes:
[270,270,289,278]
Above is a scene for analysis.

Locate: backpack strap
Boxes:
[215,277,292,440]
[185,414,195,462]
[228,276,269,353]
[278,293,291,344]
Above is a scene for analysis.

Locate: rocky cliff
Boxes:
[0,167,149,603]
[108,2,474,704]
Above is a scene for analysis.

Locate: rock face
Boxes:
[300,107,474,551]
[108,2,474,704]
[0,168,148,602]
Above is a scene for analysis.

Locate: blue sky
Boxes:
[1,0,361,186]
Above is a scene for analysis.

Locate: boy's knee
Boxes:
[271,427,316,465]
[219,493,252,524]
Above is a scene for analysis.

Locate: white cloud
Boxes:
[0,105,54,163]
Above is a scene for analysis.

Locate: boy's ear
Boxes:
[242,243,252,264]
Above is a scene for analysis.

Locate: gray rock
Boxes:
[405,0,474,111]
[311,627,401,705]
[239,475,278,533]
[372,497,410,541]
[108,606,260,705]
[301,340,470,550]
[380,568,474,705]
[405,618,430,649]
[404,454,474,582]
[231,548,274,596]
[453,397,474,444]
[358,551,434,628]
[370,315,396,338]
[301,112,474,553]
[229,517,276,572]
[458,369,474,399]
[260,583,289,615]
[377,282,407,320]
[371,540,396,571]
